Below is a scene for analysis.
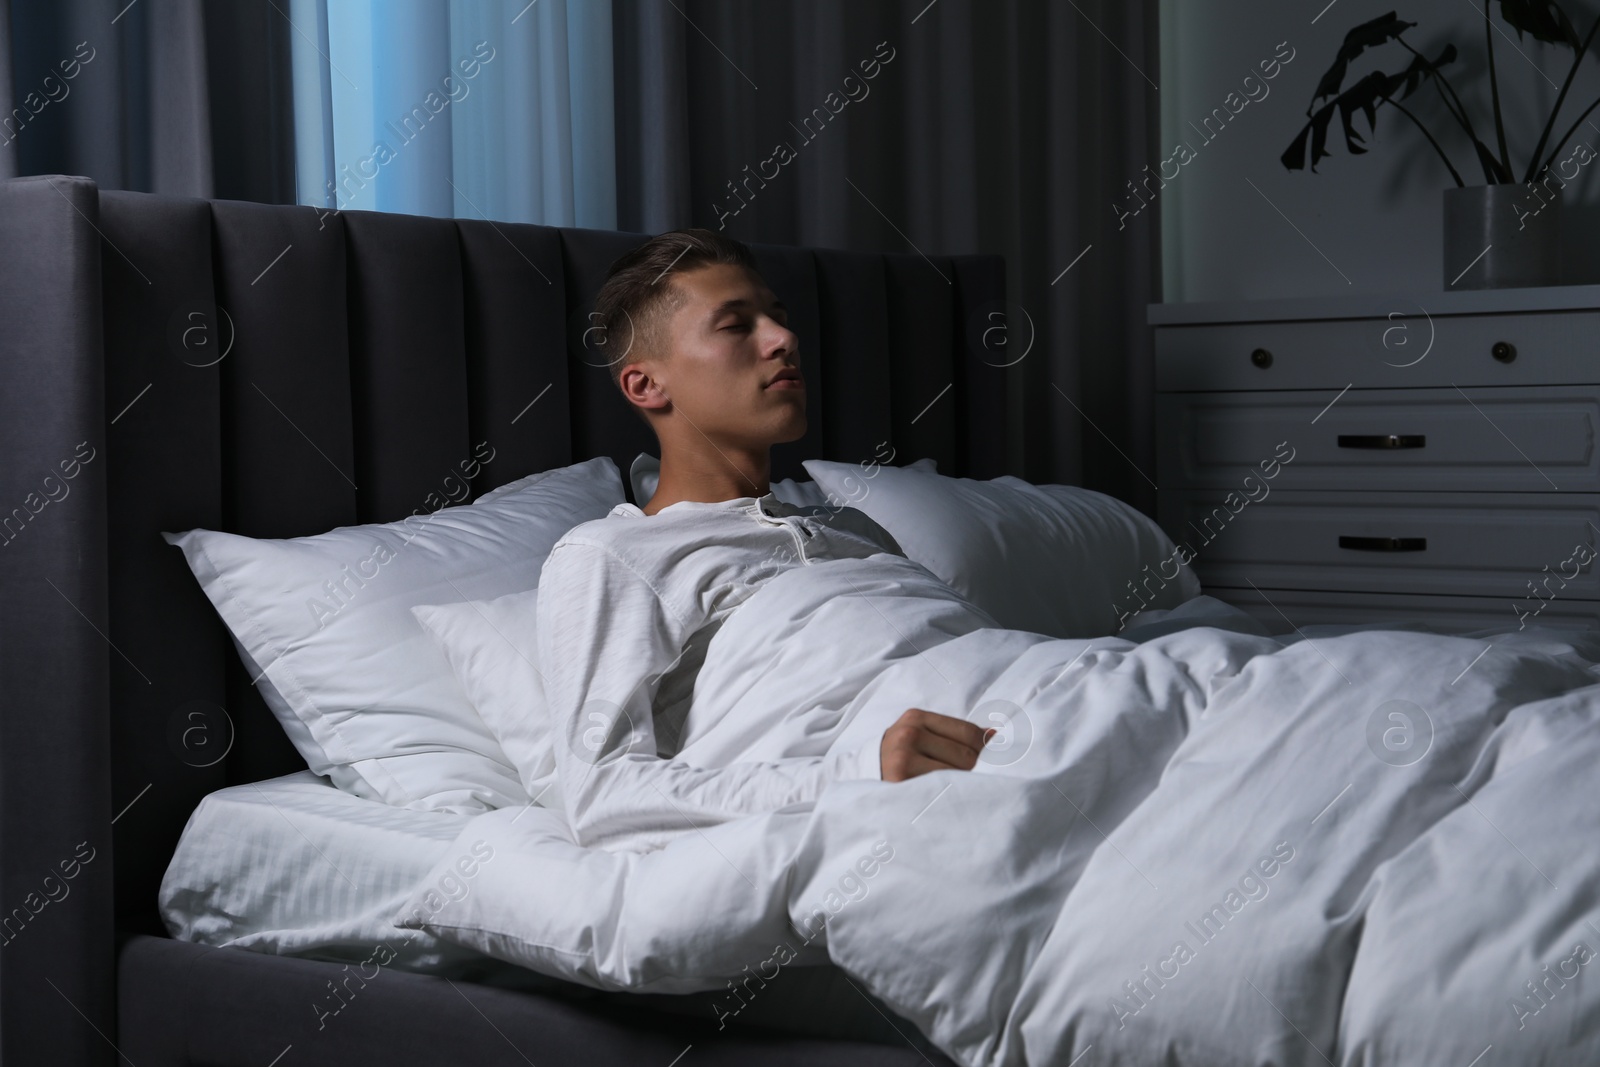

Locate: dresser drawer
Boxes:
[1203,587,1600,634]
[1158,491,1600,599]
[1154,310,1600,392]
[1157,386,1600,492]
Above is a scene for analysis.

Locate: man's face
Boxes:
[635,262,807,448]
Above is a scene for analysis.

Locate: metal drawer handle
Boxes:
[1337,434,1426,450]
[1339,535,1427,552]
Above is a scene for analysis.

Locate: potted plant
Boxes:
[1282,5,1599,290]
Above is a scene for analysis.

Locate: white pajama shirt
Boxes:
[534,491,904,852]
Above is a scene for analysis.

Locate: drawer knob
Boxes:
[1250,347,1273,369]
[1337,434,1426,449]
[1339,535,1427,552]
[1492,341,1517,363]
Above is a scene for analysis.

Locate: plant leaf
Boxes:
[1311,11,1419,110]
[1281,124,1312,171]
[1282,102,1339,171]
[1337,71,1394,155]
[1498,0,1581,47]
[1397,43,1457,101]
[1310,104,1334,167]
[1284,44,1473,175]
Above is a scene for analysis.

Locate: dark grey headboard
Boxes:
[0,173,1005,1058]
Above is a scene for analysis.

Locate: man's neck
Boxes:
[642,445,771,516]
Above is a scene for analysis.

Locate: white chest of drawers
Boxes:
[1149,285,1600,633]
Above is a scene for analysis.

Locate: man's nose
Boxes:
[765,323,797,359]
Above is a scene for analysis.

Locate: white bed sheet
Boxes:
[159,770,922,1046]
[158,769,522,976]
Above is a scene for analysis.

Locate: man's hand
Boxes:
[879,708,996,783]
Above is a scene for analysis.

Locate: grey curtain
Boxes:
[0,0,295,201]
[612,0,1163,514]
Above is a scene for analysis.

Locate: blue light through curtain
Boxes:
[289,0,617,227]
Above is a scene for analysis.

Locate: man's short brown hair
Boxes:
[591,228,761,418]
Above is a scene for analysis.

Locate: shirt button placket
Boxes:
[790,521,811,564]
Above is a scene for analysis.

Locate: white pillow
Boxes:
[410,586,563,814]
[802,462,1200,638]
[770,474,830,508]
[628,452,933,509]
[162,456,625,812]
[627,452,662,503]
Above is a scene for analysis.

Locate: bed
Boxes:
[0,174,1001,1066]
[10,174,1600,1067]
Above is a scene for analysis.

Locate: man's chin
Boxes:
[775,412,809,444]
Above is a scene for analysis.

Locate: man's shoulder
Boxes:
[547,512,646,569]
[555,509,634,548]
[537,520,646,609]
[540,512,696,628]
[545,508,683,580]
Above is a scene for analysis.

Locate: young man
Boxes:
[535,228,991,852]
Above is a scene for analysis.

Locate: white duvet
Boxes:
[397,553,1600,1065]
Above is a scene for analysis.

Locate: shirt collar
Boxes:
[613,491,782,518]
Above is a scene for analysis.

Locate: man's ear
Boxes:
[619,363,671,412]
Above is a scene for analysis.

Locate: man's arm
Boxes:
[536,540,878,851]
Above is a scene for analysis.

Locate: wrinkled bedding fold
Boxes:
[398,557,1600,1066]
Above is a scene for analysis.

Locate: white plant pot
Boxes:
[1442,183,1563,290]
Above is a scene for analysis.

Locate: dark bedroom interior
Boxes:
[3,1,1600,1064]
